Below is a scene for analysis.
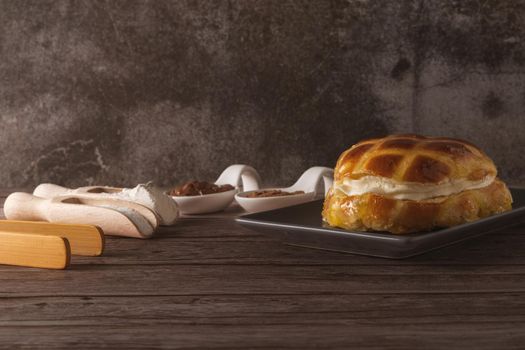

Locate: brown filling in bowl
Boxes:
[169,181,234,196]
[245,190,305,198]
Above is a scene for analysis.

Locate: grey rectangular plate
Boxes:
[236,187,525,259]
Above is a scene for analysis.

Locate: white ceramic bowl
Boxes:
[235,190,316,213]
[235,166,334,213]
[172,189,237,215]
[170,164,261,215]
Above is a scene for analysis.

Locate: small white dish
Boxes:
[236,190,317,213]
[171,189,237,215]
[235,166,334,213]
[171,164,261,215]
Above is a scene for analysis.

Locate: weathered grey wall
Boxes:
[0,0,524,188]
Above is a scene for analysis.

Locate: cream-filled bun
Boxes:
[322,134,512,234]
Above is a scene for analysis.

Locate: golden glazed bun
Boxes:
[323,134,513,234]
[334,134,496,184]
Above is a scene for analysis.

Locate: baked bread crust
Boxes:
[335,134,496,184]
[324,134,513,234]
[322,179,512,234]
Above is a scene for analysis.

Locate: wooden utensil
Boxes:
[61,195,159,229]
[0,220,104,256]
[0,231,70,269]
[33,184,122,198]
[33,186,159,228]
[33,183,179,226]
[4,193,157,239]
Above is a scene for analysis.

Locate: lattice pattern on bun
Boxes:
[335,134,496,184]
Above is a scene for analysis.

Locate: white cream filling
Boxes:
[335,175,495,201]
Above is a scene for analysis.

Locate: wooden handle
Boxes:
[0,220,104,256]
[0,231,70,269]
[4,192,48,222]
[33,183,70,198]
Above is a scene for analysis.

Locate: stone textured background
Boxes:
[0,0,524,188]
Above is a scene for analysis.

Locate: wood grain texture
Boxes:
[0,190,525,348]
[0,220,104,256]
[0,231,70,270]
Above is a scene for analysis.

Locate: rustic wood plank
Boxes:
[0,188,524,349]
[3,214,524,266]
[0,323,522,350]
[1,264,525,297]
[1,293,525,324]
[60,226,525,266]
[0,293,523,349]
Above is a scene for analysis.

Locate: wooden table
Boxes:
[1,190,525,349]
